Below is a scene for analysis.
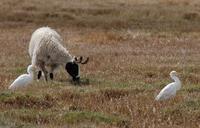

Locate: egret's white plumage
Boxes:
[155,71,181,101]
[9,65,34,90]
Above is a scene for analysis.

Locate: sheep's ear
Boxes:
[65,62,80,81]
[81,57,89,64]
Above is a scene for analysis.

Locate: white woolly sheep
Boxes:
[29,27,89,82]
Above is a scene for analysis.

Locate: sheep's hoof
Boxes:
[70,78,90,86]
[70,80,80,85]
[81,78,90,85]
[79,78,90,86]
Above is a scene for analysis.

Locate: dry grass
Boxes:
[0,0,200,127]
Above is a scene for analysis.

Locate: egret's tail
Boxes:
[8,83,18,90]
[8,85,14,90]
[155,94,161,101]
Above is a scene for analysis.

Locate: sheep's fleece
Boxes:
[29,27,73,69]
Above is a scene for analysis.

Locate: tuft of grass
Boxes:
[182,84,200,93]
[99,88,130,100]
[180,100,200,111]
[183,12,200,21]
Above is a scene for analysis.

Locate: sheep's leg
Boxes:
[37,71,42,80]
[43,69,48,82]
[50,73,53,80]
[40,63,48,81]
[49,64,57,80]
[49,66,54,80]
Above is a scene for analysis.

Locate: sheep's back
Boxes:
[29,27,62,57]
[30,27,72,66]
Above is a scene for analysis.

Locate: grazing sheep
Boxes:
[29,27,89,82]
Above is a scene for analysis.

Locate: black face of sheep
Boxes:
[65,62,80,82]
[65,56,89,83]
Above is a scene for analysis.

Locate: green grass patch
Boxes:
[63,110,127,126]
[0,91,55,109]
[0,91,22,101]
[0,109,128,127]
[0,108,58,127]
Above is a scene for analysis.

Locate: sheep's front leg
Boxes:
[43,69,48,82]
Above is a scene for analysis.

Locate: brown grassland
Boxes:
[0,0,200,127]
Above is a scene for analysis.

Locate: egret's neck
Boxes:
[171,75,181,90]
[28,70,34,77]
[171,76,180,82]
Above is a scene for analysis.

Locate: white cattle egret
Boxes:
[9,65,34,90]
[155,71,181,101]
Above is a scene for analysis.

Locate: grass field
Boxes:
[0,0,200,127]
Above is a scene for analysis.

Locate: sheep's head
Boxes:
[65,62,80,82]
[65,56,89,83]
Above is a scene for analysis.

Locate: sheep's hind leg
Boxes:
[49,64,57,80]
[37,71,42,80]
[50,73,53,80]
